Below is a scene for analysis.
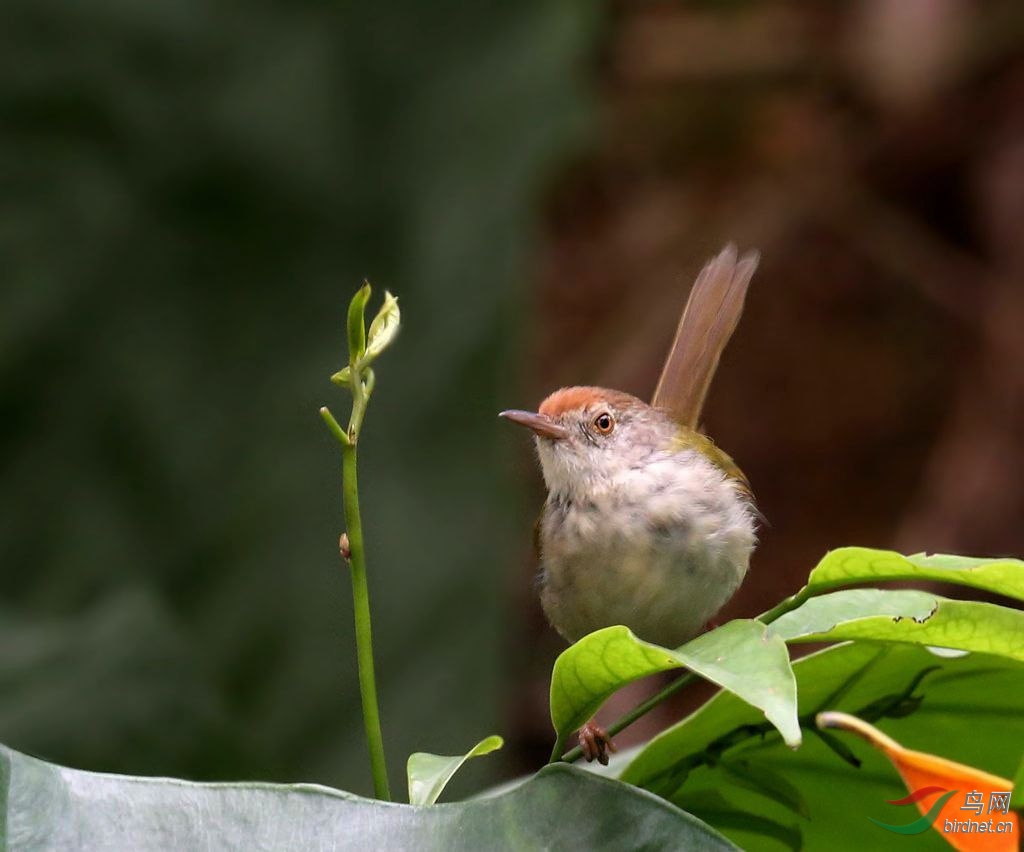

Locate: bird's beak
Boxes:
[499,409,570,440]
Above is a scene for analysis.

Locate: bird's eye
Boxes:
[593,412,614,434]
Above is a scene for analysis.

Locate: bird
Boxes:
[500,244,760,763]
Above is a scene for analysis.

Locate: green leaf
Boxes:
[621,643,891,794]
[346,282,372,364]
[1012,752,1024,812]
[550,620,800,748]
[364,291,400,365]
[675,790,802,852]
[768,589,1024,661]
[805,547,1024,602]
[330,366,352,386]
[622,643,1024,851]
[407,735,503,806]
[0,746,737,850]
[720,760,810,819]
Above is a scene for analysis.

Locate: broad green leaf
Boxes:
[623,643,1024,851]
[0,745,737,851]
[768,589,1024,661]
[550,620,800,748]
[805,547,1024,602]
[346,282,371,363]
[407,735,503,805]
[363,291,400,365]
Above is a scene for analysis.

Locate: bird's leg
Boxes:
[579,719,617,765]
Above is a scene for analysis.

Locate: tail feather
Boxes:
[651,244,759,428]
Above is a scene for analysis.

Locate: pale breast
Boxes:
[538,451,756,648]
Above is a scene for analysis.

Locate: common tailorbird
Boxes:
[501,244,760,763]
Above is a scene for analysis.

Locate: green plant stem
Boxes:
[549,733,568,764]
[755,586,812,626]
[556,585,813,764]
[342,438,391,801]
[320,407,351,445]
[558,673,699,764]
[326,286,396,800]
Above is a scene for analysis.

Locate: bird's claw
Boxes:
[579,721,617,765]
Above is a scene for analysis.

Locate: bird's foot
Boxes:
[579,720,617,766]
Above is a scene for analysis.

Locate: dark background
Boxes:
[2,0,1023,798]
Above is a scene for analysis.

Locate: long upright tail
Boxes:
[651,244,759,429]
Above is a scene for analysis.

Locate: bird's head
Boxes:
[500,386,675,496]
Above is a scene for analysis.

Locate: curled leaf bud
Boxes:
[363,291,400,365]
[347,282,372,364]
[331,366,352,387]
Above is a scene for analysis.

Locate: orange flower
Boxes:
[817,712,1017,852]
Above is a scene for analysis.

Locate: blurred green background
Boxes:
[3,0,1023,808]
[0,0,596,794]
